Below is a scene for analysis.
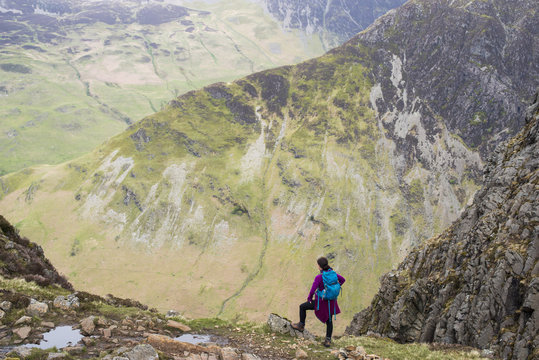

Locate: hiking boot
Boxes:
[323,337,331,347]
[291,322,305,332]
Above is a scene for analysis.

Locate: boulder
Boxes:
[0,301,12,311]
[53,294,80,310]
[27,299,48,316]
[166,319,191,332]
[267,314,316,341]
[124,344,158,360]
[13,326,31,339]
[220,347,240,360]
[80,316,96,335]
[14,316,32,326]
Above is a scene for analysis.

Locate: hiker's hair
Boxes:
[317,257,330,271]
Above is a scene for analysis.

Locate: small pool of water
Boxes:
[174,333,229,346]
[174,334,212,344]
[26,326,83,350]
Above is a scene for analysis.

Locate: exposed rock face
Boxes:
[260,0,407,49]
[352,0,538,156]
[346,92,539,359]
[0,215,72,289]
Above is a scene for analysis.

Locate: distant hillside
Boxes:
[0,0,328,174]
[0,0,537,328]
[259,0,407,49]
[346,91,539,359]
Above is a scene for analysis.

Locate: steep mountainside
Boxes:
[259,0,407,50]
[0,215,72,289]
[0,0,537,327]
[0,0,328,174]
[346,93,538,359]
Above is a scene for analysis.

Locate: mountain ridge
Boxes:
[0,0,537,329]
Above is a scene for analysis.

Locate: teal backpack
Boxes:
[316,269,341,321]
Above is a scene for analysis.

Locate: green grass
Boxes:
[0,0,328,175]
[334,336,487,360]
[0,276,70,301]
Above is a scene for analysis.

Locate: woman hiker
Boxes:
[291,256,345,347]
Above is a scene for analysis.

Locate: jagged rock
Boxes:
[124,344,158,360]
[14,316,32,326]
[220,347,240,360]
[13,326,31,339]
[166,319,191,332]
[27,299,48,316]
[53,294,80,310]
[267,314,315,341]
[80,315,96,335]
[295,348,308,358]
[347,92,539,359]
[0,301,12,311]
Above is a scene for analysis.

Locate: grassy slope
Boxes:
[0,39,480,336]
[0,0,325,175]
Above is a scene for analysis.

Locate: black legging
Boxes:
[299,301,333,338]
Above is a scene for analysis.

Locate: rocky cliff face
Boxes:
[0,215,72,290]
[0,0,537,323]
[259,0,407,49]
[346,93,539,359]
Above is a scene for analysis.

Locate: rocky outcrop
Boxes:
[0,215,72,289]
[346,92,539,359]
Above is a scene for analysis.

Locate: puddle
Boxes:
[25,326,83,350]
[174,334,228,346]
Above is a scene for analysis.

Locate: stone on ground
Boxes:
[267,314,316,341]
[124,344,158,360]
[13,326,31,339]
[166,319,191,332]
[27,299,48,316]
[80,316,96,335]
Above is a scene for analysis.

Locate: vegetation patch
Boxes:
[0,63,32,74]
